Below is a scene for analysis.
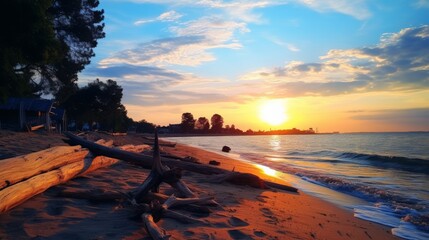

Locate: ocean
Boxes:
[164,132,429,240]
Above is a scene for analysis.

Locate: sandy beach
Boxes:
[0,131,399,239]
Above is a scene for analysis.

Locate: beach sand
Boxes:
[0,131,398,239]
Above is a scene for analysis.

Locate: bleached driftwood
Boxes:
[0,155,118,213]
[0,146,88,190]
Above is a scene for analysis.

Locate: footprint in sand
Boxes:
[255,195,268,203]
[254,230,266,237]
[259,207,273,215]
[228,229,254,240]
[259,208,279,225]
[228,216,249,227]
[183,230,195,237]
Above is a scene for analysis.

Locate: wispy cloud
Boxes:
[267,35,300,52]
[241,25,429,97]
[134,10,183,26]
[101,17,248,67]
[414,0,429,9]
[297,0,371,20]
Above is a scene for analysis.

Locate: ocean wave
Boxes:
[285,150,429,173]
[239,152,429,234]
[336,152,429,173]
[296,167,429,234]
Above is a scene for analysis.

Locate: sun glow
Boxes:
[257,165,278,177]
[259,99,288,126]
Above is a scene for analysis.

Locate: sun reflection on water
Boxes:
[269,135,281,151]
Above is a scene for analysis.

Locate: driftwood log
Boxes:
[64,132,298,193]
[0,155,118,213]
[0,146,88,190]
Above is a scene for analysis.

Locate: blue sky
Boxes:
[80,0,429,132]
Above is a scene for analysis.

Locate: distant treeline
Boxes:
[132,112,315,135]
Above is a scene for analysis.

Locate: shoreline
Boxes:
[0,131,399,239]
[163,142,398,234]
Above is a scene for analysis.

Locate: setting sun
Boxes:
[259,99,288,126]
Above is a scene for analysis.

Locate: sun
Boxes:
[259,99,288,126]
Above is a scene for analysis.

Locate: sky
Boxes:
[80,0,429,132]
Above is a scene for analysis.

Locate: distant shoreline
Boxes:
[159,132,331,138]
[159,131,429,138]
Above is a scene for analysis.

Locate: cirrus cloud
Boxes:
[101,17,249,67]
[134,10,183,26]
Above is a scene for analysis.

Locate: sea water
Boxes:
[164,132,429,240]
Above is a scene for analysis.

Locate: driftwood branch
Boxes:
[142,213,170,240]
[134,131,170,202]
[64,132,298,193]
[162,209,208,225]
[162,195,214,209]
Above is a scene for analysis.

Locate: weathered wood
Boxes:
[264,181,299,193]
[142,213,170,240]
[56,189,211,213]
[0,155,118,213]
[64,132,298,193]
[162,195,214,209]
[133,131,168,202]
[148,197,210,226]
[0,146,88,190]
[169,180,197,198]
[162,209,208,225]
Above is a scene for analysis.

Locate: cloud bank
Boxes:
[243,25,429,98]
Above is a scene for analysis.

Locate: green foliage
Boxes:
[63,79,130,132]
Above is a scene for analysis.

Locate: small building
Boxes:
[0,98,65,132]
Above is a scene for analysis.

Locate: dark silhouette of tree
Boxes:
[63,79,129,131]
[0,0,61,101]
[0,0,105,102]
[135,120,156,133]
[210,113,224,133]
[181,112,195,133]
[195,117,210,132]
[49,0,105,104]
